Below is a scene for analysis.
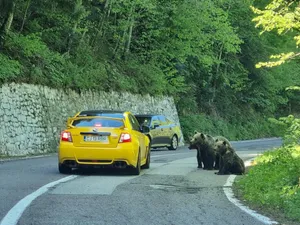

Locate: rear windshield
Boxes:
[135,117,151,126]
[72,118,124,128]
[78,112,124,118]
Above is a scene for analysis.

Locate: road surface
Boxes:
[0,138,282,225]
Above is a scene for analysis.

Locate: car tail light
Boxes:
[61,131,72,142]
[119,133,131,143]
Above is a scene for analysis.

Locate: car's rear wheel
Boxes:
[130,150,141,175]
[58,163,72,174]
[168,135,178,150]
[141,147,150,169]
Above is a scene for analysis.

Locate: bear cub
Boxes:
[214,140,245,175]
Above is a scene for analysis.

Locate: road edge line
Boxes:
[223,159,278,225]
[0,175,77,225]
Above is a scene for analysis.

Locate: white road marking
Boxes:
[1,153,277,225]
[0,175,77,225]
[0,155,174,224]
[223,160,278,225]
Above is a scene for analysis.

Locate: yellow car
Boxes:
[135,114,182,150]
[58,110,151,175]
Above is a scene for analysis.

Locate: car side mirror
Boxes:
[153,124,159,129]
[140,125,150,133]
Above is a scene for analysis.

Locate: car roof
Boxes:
[135,114,162,117]
[77,110,126,117]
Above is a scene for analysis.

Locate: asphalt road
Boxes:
[0,138,282,225]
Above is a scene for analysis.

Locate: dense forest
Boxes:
[0,0,300,140]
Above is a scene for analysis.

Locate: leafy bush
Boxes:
[179,113,278,142]
[0,54,22,82]
[235,115,300,222]
[6,33,67,86]
[236,146,300,221]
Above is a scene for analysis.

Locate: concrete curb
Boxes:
[224,158,278,225]
[0,153,57,163]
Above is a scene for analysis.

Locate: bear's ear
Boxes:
[200,133,205,139]
[194,130,198,134]
[223,141,227,146]
[215,139,219,142]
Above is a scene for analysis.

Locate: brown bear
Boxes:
[214,140,245,175]
[188,139,203,168]
[213,136,231,170]
[188,131,216,170]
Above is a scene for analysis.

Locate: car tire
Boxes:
[141,147,150,169]
[168,135,178,150]
[130,150,141,175]
[58,163,72,174]
[147,136,153,150]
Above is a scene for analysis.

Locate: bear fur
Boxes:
[188,138,203,169]
[214,140,245,175]
[188,131,216,170]
[188,131,232,170]
[213,136,231,170]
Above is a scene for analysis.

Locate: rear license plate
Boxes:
[84,136,108,143]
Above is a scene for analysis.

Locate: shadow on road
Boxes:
[70,167,139,176]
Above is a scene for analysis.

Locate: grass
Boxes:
[233,145,300,224]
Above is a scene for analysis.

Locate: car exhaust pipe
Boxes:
[114,161,126,169]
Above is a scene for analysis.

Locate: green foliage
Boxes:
[5,33,67,85]
[236,145,300,221]
[269,115,300,146]
[0,53,21,81]
[0,0,299,142]
[251,0,300,67]
[180,113,277,142]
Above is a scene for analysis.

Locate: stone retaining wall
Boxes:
[0,83,183,156]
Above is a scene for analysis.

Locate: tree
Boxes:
[251,0,300,68]
[0,0,15,48]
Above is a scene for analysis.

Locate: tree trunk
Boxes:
[211,44,224,102]
[91,0,114,47]
[122,5,135,59]
[19,0,31,33]
[0,0,15,49]
[208,43,224,115]
[125,19,134,54]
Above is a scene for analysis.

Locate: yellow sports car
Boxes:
[58,110,151,175]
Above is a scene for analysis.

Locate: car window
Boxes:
[135,116,151,127]
[72,118,124,128]
[129,115,140,131]
[151,116,161,126]
[158,115,166,124]
[166,118,173,124]
[78,112,124,118]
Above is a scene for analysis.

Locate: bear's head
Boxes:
[188,131,207,150]
[214,140,229,155]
